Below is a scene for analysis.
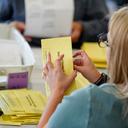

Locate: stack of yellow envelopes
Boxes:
[0,89,47,126]
[41,37,89,96]
[81,43,107,68]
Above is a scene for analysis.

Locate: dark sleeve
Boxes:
[0,0,13,23]
[80,0,109,42]
[113,0,128,6]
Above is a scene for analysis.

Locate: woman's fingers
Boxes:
[58,54,64,61]
[73,50,89,58]
[47,52,52,63]
[46,52,54,70]
[43,53,64,78]
[42,64,49,79]
[55,54,64,70]
[73,50,84,57]
[81,51,89,59]
[69,70,77,81]
[42,52,53,79]
[74,65,82,72]
[73,59,83,66]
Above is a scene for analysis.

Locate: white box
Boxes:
[0,24,35,81]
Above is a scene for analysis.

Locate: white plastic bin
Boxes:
[0,24,35,82]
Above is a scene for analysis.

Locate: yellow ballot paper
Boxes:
[81,43,107,68]
[41,37,89,96]
[0,89,47,125]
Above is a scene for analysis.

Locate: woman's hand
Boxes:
[10,21,32,42]
[73,50,101,83]
[39,53,77,128]
[43,53,77,95]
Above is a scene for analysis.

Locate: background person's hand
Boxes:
[71,22,83,43]
[73,50,101,83]
[42,53,77,95]
[10,21,32,42]
[10,21,25,32]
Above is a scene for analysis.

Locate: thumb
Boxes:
[74,65,83,73]
[68,70,77,82]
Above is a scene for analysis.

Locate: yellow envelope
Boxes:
[95,62,107,68]
[81,43,107,67]
[0,116,21,125]
[41,37,89,96]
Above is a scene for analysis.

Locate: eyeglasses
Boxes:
[97,33,110,48]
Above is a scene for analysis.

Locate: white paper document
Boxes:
[24,0,74,37]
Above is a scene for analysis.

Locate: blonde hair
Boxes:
[109,7,128,88]
[109,7,128,118]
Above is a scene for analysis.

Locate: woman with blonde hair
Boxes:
[38,7,128,128]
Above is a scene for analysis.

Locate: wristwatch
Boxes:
[94,73,109,86]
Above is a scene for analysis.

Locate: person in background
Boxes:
[70,0,108,48]
[0,0,108,48]
[106,0,118,13]
[38,7,128,128]
[95,0,128,42]
[115,0,128,6]
[106,0,128,13]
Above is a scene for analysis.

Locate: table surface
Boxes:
[0,47,45,128]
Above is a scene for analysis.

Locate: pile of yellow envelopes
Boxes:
[81,43,107,68]
[0,89,47,125]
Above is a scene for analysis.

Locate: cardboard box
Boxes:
[0,24,35,87]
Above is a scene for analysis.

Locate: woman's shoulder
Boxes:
[68,84,125,128]
[66,83,123,111]
[69,83,119,99]
[48,84,126,128]
[64,84,98,102]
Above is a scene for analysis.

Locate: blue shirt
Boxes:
[47,84,128,128]
[0,0,25,23]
